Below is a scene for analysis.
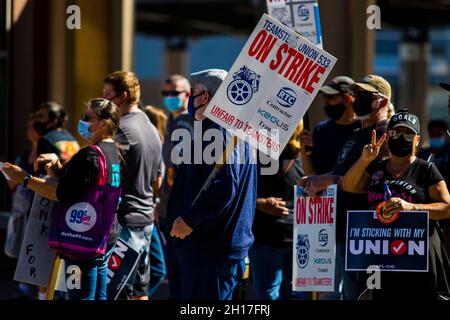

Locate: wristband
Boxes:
[22,174,33,188]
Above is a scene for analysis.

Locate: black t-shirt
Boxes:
[311,119,361,174]
[363,158,450,299]
[366,158,443,209]
[57,141,121,250]
[252,154,304,247]
[332,121,389,242]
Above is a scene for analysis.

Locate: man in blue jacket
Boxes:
[168,69,257,300]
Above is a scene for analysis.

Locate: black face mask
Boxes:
[388,136,413,157]
[353,92,374,117]
[324,103,346,121]
[33,121,50,135]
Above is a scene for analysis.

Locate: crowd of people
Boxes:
[1,69,450,300]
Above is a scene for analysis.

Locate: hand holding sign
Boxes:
[383,197,415,216]
[362,130,386,163]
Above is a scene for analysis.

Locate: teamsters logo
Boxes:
[296,234,310,269]
[227,66,261,105]
[65,202,97,233]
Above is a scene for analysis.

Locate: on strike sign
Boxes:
[204,13,336,160]
[293,185,337,292]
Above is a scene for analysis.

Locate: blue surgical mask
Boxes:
[78,120,93,140]
[429,137,445,149]
[163,96,183,112]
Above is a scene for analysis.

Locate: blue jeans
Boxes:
[121,224,154,298]
[64,246,115,300]
[177,252,245,300]
[148,224,167,298]
[249,244,305,300]
[159,217,182,300]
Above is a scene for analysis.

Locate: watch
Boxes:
[22,174,33,188]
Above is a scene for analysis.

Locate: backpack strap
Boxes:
[89,145,107,186]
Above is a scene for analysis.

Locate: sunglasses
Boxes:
[80,114,98,122]
[161,90,186,97]
[388,130,416,142]
[355,91,383,99]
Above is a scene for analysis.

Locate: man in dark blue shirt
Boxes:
[168,69,258,300]
[300,76,360,175]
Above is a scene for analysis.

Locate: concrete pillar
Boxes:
[398,27,429,138]
[165,37,188,77]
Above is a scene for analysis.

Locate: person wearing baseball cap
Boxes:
[342,109,450,299]
[300,76,361,177]
[298,74,393,300]
[168,69,258,300]
[186,68,228,120]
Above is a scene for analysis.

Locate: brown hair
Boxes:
[103,71,141,105]
[144,105,168,143]
[86,98,121,137]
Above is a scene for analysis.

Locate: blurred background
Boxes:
[0,0,449,298]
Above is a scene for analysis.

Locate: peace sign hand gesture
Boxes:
[362,130,386,163]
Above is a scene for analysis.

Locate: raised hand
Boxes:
[362,130,386,163]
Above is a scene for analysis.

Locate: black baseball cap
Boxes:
[388,111,420,135]
[320,76,354,95]
[439,83,450,92]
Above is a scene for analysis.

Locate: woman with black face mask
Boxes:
[342,111,450,300]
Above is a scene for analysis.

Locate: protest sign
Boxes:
[293,184,337,292]
[345,211,429,272]
[14,193,56,287]
[204,13,336,159]
[107,228,142,300]
[54,228,141,300]
[266,0,323,48]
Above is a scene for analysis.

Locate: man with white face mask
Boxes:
[298,74,392,300]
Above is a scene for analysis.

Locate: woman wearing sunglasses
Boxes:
[342,110,450,299]
[2,98,122,300]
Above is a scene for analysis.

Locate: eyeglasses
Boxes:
[161,90,186,97]
[388,130,416,142]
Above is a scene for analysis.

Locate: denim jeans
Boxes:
[148,224,167,298]
[177,252,246,300]
[121,224,154,298]
[64,246,115,300]
[249,243,305,300]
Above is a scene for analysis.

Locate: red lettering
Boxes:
[307,65,326,94]
[278,47,298,76]
[248,30,277,64]
[248,30,268,57]
[308,198,313,224]
[270,43,288,70]
[284,52,305,82]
